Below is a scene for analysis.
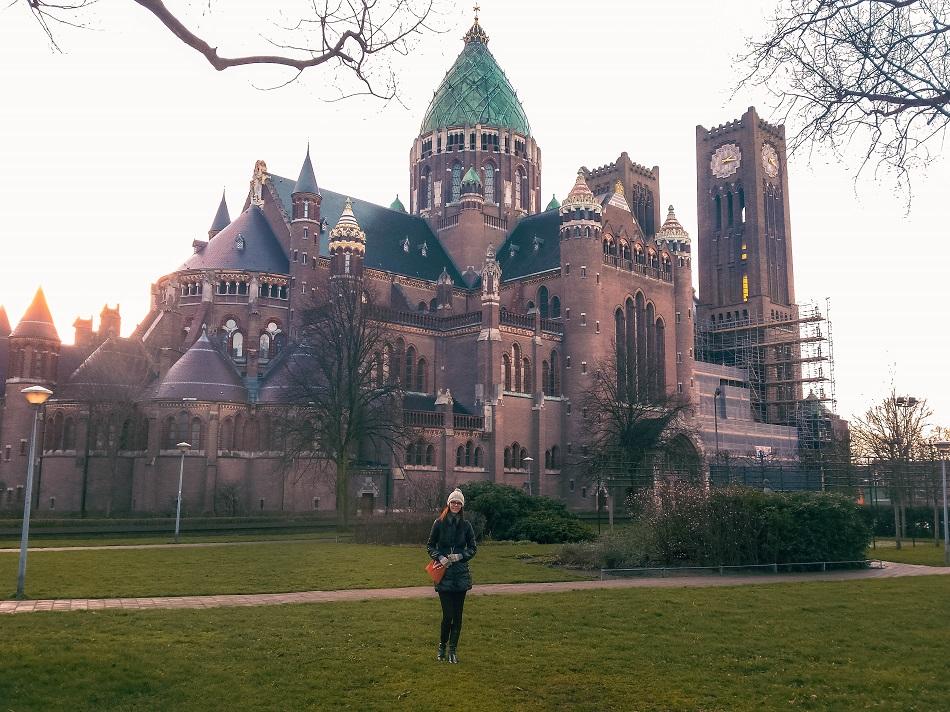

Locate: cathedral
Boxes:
[0,16,823,516]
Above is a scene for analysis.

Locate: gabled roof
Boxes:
[12,288,59,341]
[182,205,288,274]
[155,331,248,403]
[266,173,464,284]
[496,209,561,281]
[420,19,530,136]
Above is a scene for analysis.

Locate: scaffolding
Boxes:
[696,299,837,452]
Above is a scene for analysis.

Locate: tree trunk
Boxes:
[893,495,902,550]
[336,459,349,531]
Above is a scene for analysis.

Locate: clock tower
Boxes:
[695,106,796,326]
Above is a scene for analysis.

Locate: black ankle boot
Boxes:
[437,643,446,662]
[447,647,459,664]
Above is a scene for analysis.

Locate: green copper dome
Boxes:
[420,19,530,137]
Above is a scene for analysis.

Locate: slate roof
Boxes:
[404,392,473,415]
[496,208,561,281]
[155,332,248,403]
[12,288,59,341]
[267,173,464,284]
[57,338,153,401]
[210,191,231,233]
[294,148,320,194]
[181,205,288,274]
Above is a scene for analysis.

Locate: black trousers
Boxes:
[438,590,467,647]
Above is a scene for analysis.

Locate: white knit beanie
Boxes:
[447,488,465,506]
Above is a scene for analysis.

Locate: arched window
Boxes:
[53,411,64,450]
[550,296,561,318]
[417,301,427,312]
[550,350,561,396]
[420,166,431,210]
[220,417,233,451]
[542,361,550,395]
[513,344,522,392]
[382,345,393,384]
[191,418,202,451]
[502,354,512,391]
[515,167,525,209]
[504,447,512,469]
[537,286,549,319]
[233,413,244,451]
[483,163,496,203]
[451,162,462,203]
[727,192,734,226]
[231,331,244,358]
[715,194,722,231]
[63,417,76,451]
[636,293,647,398]
[465,440,473,466]
[646,303,657,399]
[456,446,465,467]
[522,357,532,393]
[405,346,416,391]
[416,358,428,394]
[473,447,482,468]
[406,442,416,465]
[163,415,177,449]
[429,297,439,312]
[520,170,529,210]
[259,332,270,357]
[520,447,528,468]
[393,338,405,384]
[551,445,560,469]
[545,449,551,469]
[511,442,521,468]
[655,318,667,397]
[425,444,434,466]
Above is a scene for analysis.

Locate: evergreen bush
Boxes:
[460,482,593,543]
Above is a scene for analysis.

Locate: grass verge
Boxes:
[869,539,949,566]
[1,577,947,711]
[0,541,584,599]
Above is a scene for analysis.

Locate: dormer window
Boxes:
[402,237,410,253]
[234,234,245,251]
[420,242,428,257]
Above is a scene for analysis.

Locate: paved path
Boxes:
[2,562,947,615]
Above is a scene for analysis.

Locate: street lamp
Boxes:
[934,440,950,566]
[522,456,534,496]
[174,441,191,543]
[16,385,53,599]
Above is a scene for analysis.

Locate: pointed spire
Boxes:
[329,197,366,255]
[12,287,59,341]
[562,170,599,211]
[656,204,691,254]
[389,194,407,212]
[0,305,10,336]
[294,144,320,195]
[463,4,489,45]
[209,189,231,237]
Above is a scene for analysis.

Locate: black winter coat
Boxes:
[426,514,477,593]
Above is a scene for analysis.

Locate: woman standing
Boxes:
[427,488,477,664]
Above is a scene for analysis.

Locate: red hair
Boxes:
[438,505,464,521]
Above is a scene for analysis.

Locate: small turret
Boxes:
[291,145,321,222]
[99,304,121,339]
[545,194,560,211]
[656,205,691,255]
[436,268,454,311]
[209,190,230,239]
[390,195,407,213]
[559,170,602,240]
[328,198,366,279]
[9,287,60,383]
[656,205,695,399]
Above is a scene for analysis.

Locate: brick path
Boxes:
[2,562,946,615]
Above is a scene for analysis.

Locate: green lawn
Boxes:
[0,530,346,549]
[1,541,586,599]
[1,577,947,711]
[869,540,949,566]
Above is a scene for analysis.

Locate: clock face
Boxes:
[710,144,741,179]
[762,143,779,178]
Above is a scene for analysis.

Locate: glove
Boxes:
[446,553,463,564]
[437,556,450,568]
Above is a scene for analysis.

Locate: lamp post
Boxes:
[16,385,53,599]
[934,441,950,565]
[523,456,534,496]
[174,441,191,543]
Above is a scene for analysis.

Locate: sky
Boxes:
[1,0,948,426]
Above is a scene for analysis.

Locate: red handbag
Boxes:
[425,559,446,584]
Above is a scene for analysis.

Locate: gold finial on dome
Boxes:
[463,4,489,44]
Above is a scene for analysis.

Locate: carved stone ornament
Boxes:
[251,160,268,206]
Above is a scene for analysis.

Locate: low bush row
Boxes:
[461,482,595,544]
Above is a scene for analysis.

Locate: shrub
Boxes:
[460,482,591,543]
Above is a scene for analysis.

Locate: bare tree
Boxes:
[739,0,950,198]
[56,338,153,516]
[851,390,932,548]
[578,345,697,491]
[22,0,442,98]
[275,282,408,529]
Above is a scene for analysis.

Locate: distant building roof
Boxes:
[497,208,561,281]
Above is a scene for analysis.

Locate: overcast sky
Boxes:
[1,0,948,426]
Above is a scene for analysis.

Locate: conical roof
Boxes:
[462,166,482,185]
[0,306,10,336]
[294,146,320,195]
[181,205,288,274]
[58,337,152,401]
[656,205,690,253]
[389,194,407,212]
[329,197,366,254]
[545,194,560,210]
[155,331,247,403]
[209,190,231,234]
[12,288,59,341]
[420,18,530,136]
[561,171,599,212]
